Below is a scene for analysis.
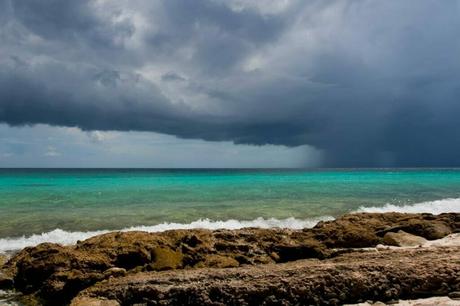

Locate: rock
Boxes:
[403,220,453,240]
[10,294,43,306]
[103,267,126,278]
[448,291,460,300]
[423,233,460,247]
[347,297,460,305]
[72,247,460,306]
[383,231,428,247]
[313,215,381,248]
[315,212,458,247]
[7,242,111,302]
[71,296,120,306]
[376,244,390,250]
[377,214,458,240]
[145,247,183,271]
[270,252,280,261]
[0,271,14,289]
[273,239,329,262]
[196,254,239,268]
[3,212,459,305]
[0,254,8,268]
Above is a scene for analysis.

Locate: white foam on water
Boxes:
[2,197,459,254]
[356,197,460,214]
[0,216,333,254]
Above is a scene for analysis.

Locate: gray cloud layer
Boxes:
[1,0,460,167]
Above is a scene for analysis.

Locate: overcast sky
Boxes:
[1,0,459,167]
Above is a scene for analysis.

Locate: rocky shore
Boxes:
[1,212,459,305]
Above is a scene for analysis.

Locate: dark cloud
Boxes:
[1,0,460,167]
[11,0,135,46]
[161,72,186,82]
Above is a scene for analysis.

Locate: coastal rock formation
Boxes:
[1,212,459,305]
[382,230,428,247]
[71,247,460,306]
[311,212,459,247]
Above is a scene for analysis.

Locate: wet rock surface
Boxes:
[1,212,459,305]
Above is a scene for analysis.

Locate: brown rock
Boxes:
[72,247,460,306]
[147,247,183,271]
[103,267,126,278]
[313,214,393,248]
[71,296,120,306]
[196,254,240,268]
[3,212,458,305]
[0,254,7,268]
[448,291,460,300]
[403,219,453,240]
[383,230,428,247]
[9,294,43,306]
[273,239,328,262]
[376,213,458,240]
[0,271,14,289]
[8,242,110,301]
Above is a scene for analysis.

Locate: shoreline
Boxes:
[1,212,459,305]
[2,195,460,255]
[0,216,335,255]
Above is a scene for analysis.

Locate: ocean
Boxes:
[1,168,460,253]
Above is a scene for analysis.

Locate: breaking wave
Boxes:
[357,197,460,214]
[0,216,333,254]
[1,197,459,254]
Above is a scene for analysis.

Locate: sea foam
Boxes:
[1,197,459,254]
[356,197,460,214]
[0,217,332,254]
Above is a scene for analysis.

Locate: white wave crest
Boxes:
[2,198,459,254]
[0,216,333,254]
[357,197,460,214]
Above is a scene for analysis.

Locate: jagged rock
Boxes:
[1,212,458,305]
[8,242,111,301]
[72,247,460,306]
[313,212,458,247]
[383,230,428,247]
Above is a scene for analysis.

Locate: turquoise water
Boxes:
[1,169,460,240]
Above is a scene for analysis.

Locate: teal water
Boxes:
[1,169,460,240]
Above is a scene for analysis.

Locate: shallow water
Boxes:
[1,168,460,252]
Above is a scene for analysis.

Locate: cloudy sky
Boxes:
[1,0,459,168]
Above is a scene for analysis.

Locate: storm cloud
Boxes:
[1,0,460,167]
